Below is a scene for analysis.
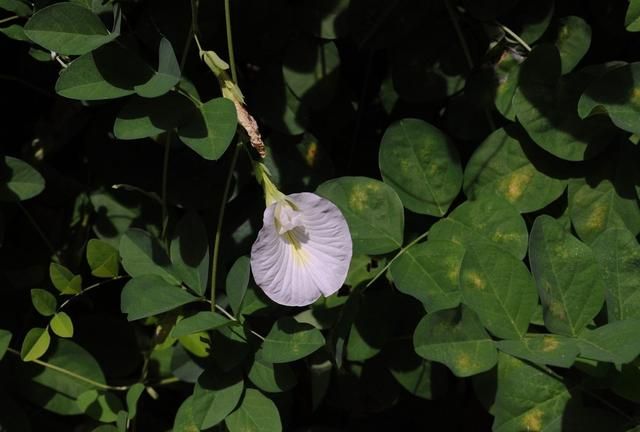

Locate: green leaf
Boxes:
[554,16,591,75]
[120,275,198,321]
[134,37,181,98]
[173,396,199,431]
[247,355,298,393]
[24,3,113,55]
[514,44,613,161]
[17,339,106,415]
[494,50,521,121]
[577,62,640,134]
[113,92,194,140]
[225,388,282,432]
[0,23,29,41]
[126,383,145,420]
[20,327,51,361]
[577,319,640,364]
[119,228,180,285]
[413,307,498,377]
[0,329,12,360]
[316,176,404,255]
[77,389,123,423]
[50,312,74,338]
[429,194,528,259]
[385,339,445,400]
[283,38,340,110]
[260,317,325,363]
[227,256,251,316]
[516,0,555,44]
[592,228,640,321]
[497,335,580,368]
[0,156,45,202]
[55,42,153,101]
[171,312,232,338]
[86,239,119,278]
[379,118,462,216]
[179,332,211,358]
[49,262,82,294]
[493,353,572,432]
[460,243,537,339]
[346,291,392,362]
[626,0,640,31]
[568,149,640,243]
[170,211,209,296]
[463,126,567,213]
[30,288,57,316]
[528,215,605,336]
[0,0,31,16]
[177,98,238,160]
[192,368,244,429]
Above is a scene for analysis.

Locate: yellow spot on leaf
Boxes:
[548,301,566,320]
[585,204,608,232]
[349,187,368,211]
[541,335,559,352]
[631,87,640,107]
[466,271,486,290]
[455,352,472,371]
[305,141,318,167]
[522,408,543,431]
[499,167,534,202]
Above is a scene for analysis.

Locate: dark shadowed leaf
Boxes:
[0,156,45,202]
[260,317,325,363]
[170,211,210,296]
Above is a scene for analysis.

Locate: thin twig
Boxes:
[498,23,532,52]
[57,275,129,312]
[365,230,430,289]
[0,15,19,25]
[6,348,129,391]
[18,202,60,263]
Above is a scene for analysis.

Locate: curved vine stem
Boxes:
[498,23,532,52]
[210,142,241,310]
[6,348,129,392]
[57,275,129,313]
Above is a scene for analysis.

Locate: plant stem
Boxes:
[210,142,241,310]
[499,23,532,52]
[444,0,497,131]
[180,0,200,70]
[6,348,129,391]
[365,229,430,289]
[0,15,18,25]
[57,275,129,312]
[161,132,171,241]
[18,202,60,263]
[224,0,238,84]
[203,300,266,341]
[175,85,203,107]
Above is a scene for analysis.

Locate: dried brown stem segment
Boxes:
[234,100,266,158]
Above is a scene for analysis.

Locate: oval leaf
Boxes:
[260,317,325,364]
[528,215,605,336]
[379,118,462,216]
[20,327,51,361]
[0,156,45,202]
[120,275,198,321]
[50,312,74,338]
[224,388,282,432]
[317,176,404,255]
[30,288,57,316]
[171,311,232,338]
[413,307,497,377]
[24,3,113,55]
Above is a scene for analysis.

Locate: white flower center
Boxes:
[274,201,304,235]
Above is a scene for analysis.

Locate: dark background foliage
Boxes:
[3,0,640,431]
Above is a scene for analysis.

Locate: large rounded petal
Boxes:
[250,192,352,306]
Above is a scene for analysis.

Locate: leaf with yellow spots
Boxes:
[464,126,567,213]
[379,118,462,216]
[569,144,640,243]
[317,177,404,255]
[460,242,538,339]
[554,16,592,75]
[592,228,640,321]
[430,194,528,259]
[497,334,579,368]
[514,45,613,161]
[390,239,464,312]
[413,307,497,377]
[529,215,605,336]
[493,353,573,432]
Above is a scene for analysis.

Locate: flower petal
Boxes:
[250,192,352,306]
